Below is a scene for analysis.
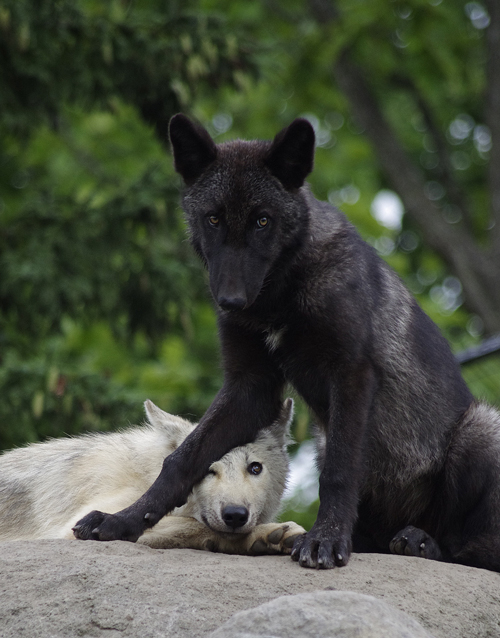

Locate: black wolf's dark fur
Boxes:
[74,115,500,572]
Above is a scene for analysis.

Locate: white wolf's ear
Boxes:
[144,399,170,426]
[268,397,295,447]
[143,400,193,445]
[169,113,217,184]
[265,118,315,190]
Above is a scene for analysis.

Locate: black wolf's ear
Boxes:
[169,114,217,183]
[265,118,315,190]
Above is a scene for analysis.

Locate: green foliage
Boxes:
[0,356,143,447]
[279,499,319,532]
[0,0,257,140]
[0,0,256,448]
[461,356,500,406]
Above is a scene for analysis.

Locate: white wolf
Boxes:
[0,399,304,555]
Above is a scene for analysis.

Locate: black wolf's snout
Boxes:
[218,296,247,312]
[222,505,249,529]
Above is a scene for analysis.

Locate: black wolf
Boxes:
[74,115,500,572]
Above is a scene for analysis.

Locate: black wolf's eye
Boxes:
[256,217,269,229]
[208,215,219,227]
[248,462,263,476]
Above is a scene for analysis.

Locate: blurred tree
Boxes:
[308,0,500,335]
[0,0,256,448]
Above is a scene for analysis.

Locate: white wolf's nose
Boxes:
[222,505,249,529]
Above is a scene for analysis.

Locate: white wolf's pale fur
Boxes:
[0,399,304,555]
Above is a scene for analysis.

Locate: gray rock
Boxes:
[209,590,434,638]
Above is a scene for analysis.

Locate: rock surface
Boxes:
[0,540,499,638]
[209,590,435,638]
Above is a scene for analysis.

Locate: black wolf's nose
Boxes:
[222,505,249,529]
[218,296,246,311]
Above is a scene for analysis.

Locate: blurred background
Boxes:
[1,0,499,529]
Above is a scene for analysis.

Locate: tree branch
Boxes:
[331,50,500,331]
[390,74,475,233]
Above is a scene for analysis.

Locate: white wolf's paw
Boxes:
[248,522,306,556]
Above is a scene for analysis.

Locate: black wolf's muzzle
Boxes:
[217,296,247,311]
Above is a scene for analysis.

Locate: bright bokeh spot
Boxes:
[370,190,404,231]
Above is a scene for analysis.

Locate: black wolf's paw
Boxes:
[290,524,352,569]
[72,510,143,542]
[390,525,442,561]
[72,510,107,540]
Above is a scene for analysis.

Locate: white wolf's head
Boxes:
[145,399,294,536]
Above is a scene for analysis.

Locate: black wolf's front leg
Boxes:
[73,324,285,542]
[291,361,375,569]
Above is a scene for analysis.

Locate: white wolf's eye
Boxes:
[207,469,217,477]
[256,217,269,229]
[248,462,263,476]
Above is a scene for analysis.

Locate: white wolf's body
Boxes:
[0,400,304,554]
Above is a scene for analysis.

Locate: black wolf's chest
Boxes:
[263,325,288,354]
[260,320,338,423]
